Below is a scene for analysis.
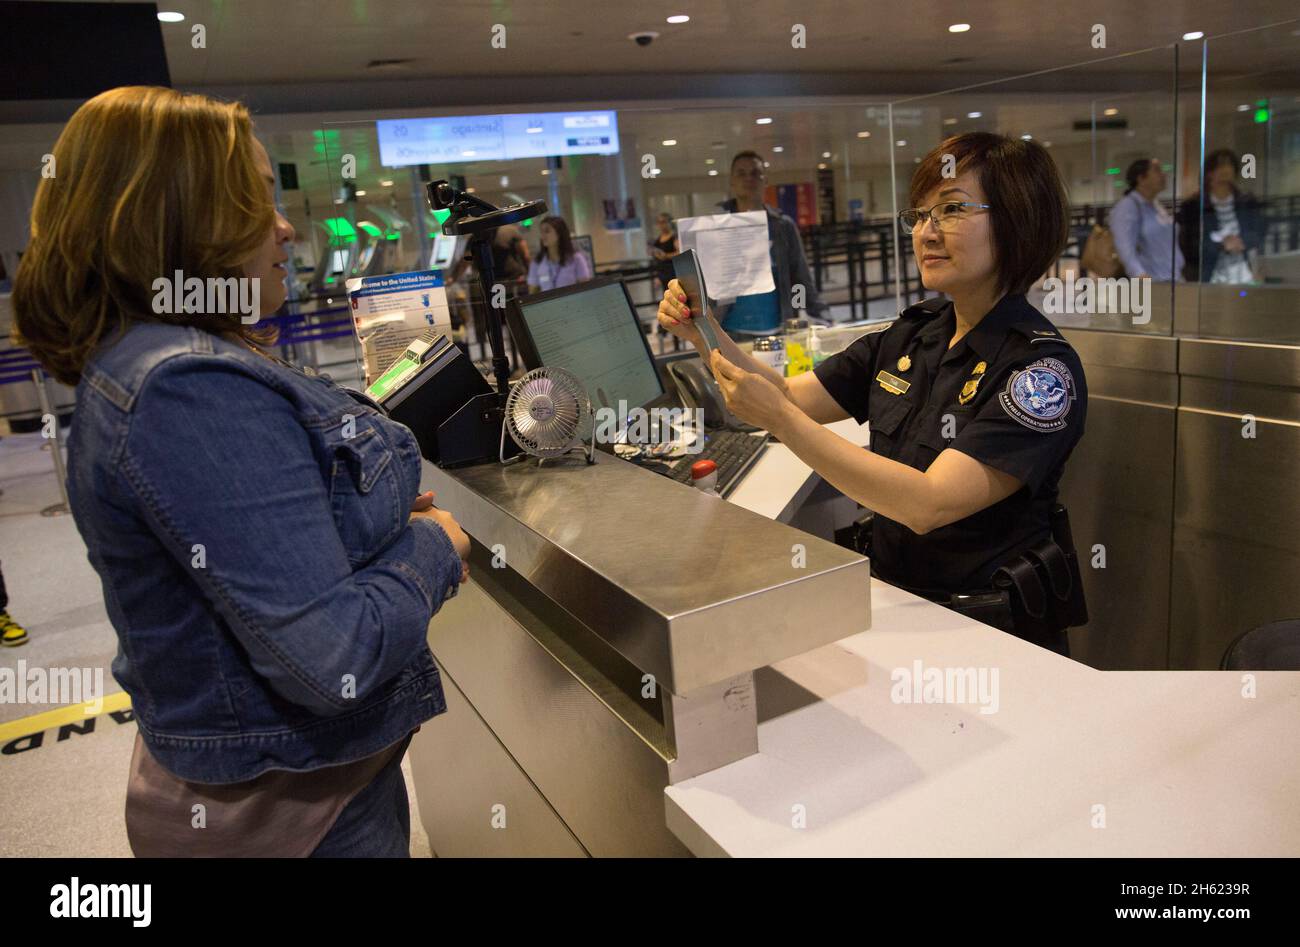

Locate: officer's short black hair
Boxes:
[909,132,1069,296]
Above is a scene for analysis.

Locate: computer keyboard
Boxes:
[653,429,769,496]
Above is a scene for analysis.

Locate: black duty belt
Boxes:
[848,505,1089,646]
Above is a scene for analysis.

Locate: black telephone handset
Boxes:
[667,359,759,432]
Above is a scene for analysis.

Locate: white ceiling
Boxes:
[103,0,1300,86]
[2,1,1296,225]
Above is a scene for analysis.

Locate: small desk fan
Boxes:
[500,366,597,466]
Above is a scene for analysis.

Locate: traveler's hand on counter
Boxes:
[411,494,471,583]
[710,349,790,433]
[657,279,704,347]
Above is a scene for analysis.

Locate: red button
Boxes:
[690,459,718,480]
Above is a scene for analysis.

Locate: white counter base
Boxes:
[727,417,870,522]
[666,580,1300,857]
[669,412,1300,858]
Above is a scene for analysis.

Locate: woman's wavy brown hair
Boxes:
[13,86,276,385]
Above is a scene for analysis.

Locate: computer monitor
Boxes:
[505,278,665,426]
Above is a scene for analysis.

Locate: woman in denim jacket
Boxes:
[13,86,470,857]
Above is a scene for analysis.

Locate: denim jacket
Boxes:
[66,323,460,784]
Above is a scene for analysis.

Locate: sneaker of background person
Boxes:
[0,612,28,646]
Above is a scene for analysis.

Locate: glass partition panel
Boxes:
[620,102,895,328]
[888,46,1183,335]
[269,122,377,386]
[1196,20,1300,343]
[284,103,895,380]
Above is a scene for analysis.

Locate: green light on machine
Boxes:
[1106,167,1121,175]
[1254,108,1269,123]
[367,354,417,399]
[322,217,357,247]
[357,222,382,237]
[428,208,452,239]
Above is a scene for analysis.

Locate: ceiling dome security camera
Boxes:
[628,31,659,47]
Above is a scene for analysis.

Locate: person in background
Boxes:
[491,223,527,283]
[1177,148,1264,283]
[452,224,530,357]
[13,86,470,857]
[527,215,592,293]
[712,149,826,338]
[1109,157,1184,281]
[650,212,680,292]
[443,249,475,350]
[491,223,531,294]
[0,560,29,646]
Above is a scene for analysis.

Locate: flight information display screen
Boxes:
[376,111,619,166]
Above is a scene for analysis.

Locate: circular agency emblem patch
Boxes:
[999,357,1074,432]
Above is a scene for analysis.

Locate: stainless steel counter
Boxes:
[426,450,869,695]
[408,448,871,856]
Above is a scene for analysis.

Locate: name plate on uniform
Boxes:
[876,370,911,396]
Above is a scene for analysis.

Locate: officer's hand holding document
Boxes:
[677,211,775,303]
[657,270,789,433]
[708,348,788,432]
[671,249,723,362]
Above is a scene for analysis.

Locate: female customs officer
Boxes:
[658,132,1089,655]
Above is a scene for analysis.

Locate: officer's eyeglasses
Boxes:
[898,201,991,235]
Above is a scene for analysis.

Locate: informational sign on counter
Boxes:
[346,270,451,385]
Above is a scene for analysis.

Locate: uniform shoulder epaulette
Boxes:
[900,297,950,319]
[1010,320,1074,349]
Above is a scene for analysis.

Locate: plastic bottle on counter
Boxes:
[783,317,814,376]
[690,459,721,497]
[808,323,826,367]
[750,335,787,377]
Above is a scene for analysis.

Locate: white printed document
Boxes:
[677,211,773,302]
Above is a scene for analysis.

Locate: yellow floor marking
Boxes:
[0,690,132,743]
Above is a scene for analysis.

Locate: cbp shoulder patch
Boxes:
[999,357,1075,432]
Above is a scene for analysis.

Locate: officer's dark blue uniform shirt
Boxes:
[812,293,1087,594]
